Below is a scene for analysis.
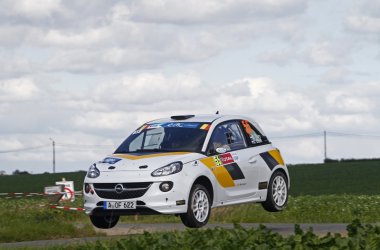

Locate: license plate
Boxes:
[104,201,136,209]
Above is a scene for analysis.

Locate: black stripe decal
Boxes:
[224,163,245,180]
[260,152,278,170]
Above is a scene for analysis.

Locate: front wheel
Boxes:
[262,171,288,212]
[90,214,119,229]
[180,184,211,228]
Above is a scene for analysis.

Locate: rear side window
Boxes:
[241,120,269,146]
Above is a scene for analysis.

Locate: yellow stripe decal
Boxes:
[268,149,285,166]
[200,157,235,188]
[113,152,190,160]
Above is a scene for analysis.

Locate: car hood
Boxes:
[95,152,205,172]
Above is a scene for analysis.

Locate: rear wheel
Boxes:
[262,171,288,212]
[90,214,119,229]
[180,184,211,228]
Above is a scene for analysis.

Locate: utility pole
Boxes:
[324,131,327,161]
[49,138,56,173]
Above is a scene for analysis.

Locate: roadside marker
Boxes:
[50,205,85,212]
[0,191,83,199]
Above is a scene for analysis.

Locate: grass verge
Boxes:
[0,197,99,243]
[2,195,380,243]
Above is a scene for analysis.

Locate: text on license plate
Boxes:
[104,201,136,209]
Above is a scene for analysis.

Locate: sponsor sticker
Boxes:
[219,153,234,165]
[133,122,206,134]
[100,157,121,164]
[212,152,240,166]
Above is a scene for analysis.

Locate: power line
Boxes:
[327,131,380,138]
[271,132,323,140]
[56,143,114,148]
[0,144,50,154]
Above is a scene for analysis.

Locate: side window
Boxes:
[241,120,268,146]
[208,121,247,154]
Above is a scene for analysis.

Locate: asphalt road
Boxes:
[0,223,348,248]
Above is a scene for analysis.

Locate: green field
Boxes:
[288,160,380,196]
[0,171,86,193]
[1,160,380,195]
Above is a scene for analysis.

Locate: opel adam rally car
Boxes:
[84,115,290,228]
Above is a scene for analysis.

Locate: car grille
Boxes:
[93,182,153,200]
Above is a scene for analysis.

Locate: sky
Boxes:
[0,0,380,174]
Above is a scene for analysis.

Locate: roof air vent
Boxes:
[170,115,195,120]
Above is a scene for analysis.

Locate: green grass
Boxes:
[1,160,380,243]
[0,197,100,243]
[288,160,380,196]
[2,194,380,243]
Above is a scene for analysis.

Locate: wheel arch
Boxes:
[192,175,214,204]
[271,166,290,189]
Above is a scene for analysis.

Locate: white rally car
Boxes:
[83,115,290,228]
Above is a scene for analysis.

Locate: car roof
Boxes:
[148,114,255,124]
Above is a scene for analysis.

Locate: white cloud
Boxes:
[302,40,352,66]
[345,0,380,35]
[129,0,307,24]
[93,73,203,104]
[346,15,380,33]
[13,0,64,19]
[257,50,295,66]
[0,78,40,101]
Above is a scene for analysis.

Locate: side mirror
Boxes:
[216,147,227,154]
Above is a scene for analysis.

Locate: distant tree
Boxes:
[12,169,30,175]
[0,170,6,176]
[324,158,339,163]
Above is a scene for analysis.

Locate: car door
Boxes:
[206,120,257,200]
[239,120,273,194]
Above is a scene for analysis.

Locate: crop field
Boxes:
[0,171,86,193]
[288,160,380,196]
[1,160,380,195]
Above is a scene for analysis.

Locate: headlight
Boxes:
[151,162,183,177]
[87,164,100,178]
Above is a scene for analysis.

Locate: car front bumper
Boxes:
[84,180,190,216]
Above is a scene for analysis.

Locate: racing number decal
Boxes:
[213,156,222,166]
[201,153,245,188]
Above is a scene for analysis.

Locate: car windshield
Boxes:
[114,122,210,154]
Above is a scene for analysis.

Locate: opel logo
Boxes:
[115,184,124,194]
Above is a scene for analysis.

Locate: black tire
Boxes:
[262,171,288,212]
[180,184,211,228]
[90,214,119,229]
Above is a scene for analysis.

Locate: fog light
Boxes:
[159,182,173,192]
[84,183,91,194]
